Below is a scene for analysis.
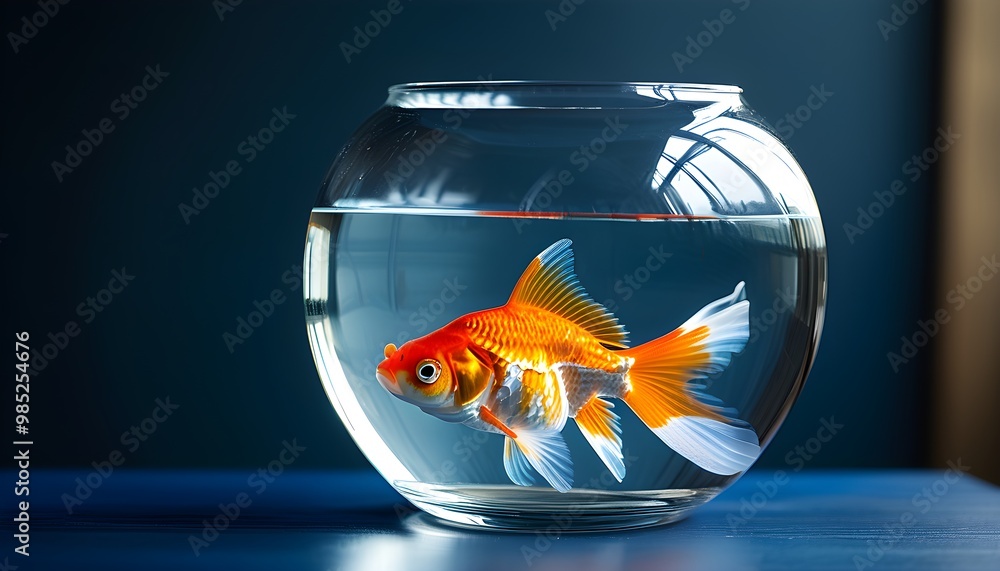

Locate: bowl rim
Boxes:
[388,80,743,94]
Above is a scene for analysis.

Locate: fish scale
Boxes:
[462,306,625,374]
[458,305,632,429]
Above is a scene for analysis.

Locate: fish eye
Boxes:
[415,360,441,384]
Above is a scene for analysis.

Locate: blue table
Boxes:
[6,469,999,570]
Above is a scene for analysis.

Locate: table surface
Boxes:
[5,468,999,570]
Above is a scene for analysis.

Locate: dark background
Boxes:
[3,0,943,473]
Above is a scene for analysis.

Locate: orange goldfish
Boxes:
[376,239,759,492]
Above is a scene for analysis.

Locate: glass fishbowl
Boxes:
[304,81,827,531]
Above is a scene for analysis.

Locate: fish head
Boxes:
[376,331,492,411]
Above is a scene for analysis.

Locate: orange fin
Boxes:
[479,406,517,438]
[621,282,760,475]
[508,239,628,348]
[574,396,625,482]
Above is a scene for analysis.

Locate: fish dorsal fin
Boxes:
[507,239,629,348]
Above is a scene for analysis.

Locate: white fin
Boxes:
[652,416,760,475]
[678,281,750,371]
[504,425,574,493]
[574,397,625,482]
[503,437,535,487]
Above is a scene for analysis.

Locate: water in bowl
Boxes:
[304,207,825,530]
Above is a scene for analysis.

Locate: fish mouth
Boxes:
[376,365,403,396]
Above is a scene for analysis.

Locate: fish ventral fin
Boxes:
[508,239,629,349]
[574,396,625,482]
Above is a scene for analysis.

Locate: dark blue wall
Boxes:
[2,0,940,470]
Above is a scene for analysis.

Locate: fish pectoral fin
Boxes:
[574,396,625,482]
[479,405,518,438]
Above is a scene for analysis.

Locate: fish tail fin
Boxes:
[620,282,760,475]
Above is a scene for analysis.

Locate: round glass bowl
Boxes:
[304,81,827,531]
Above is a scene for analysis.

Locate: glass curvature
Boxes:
[304,81,827,531]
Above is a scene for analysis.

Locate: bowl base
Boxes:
[394,481,721,532]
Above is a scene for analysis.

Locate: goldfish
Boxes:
[376,239,760,492]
